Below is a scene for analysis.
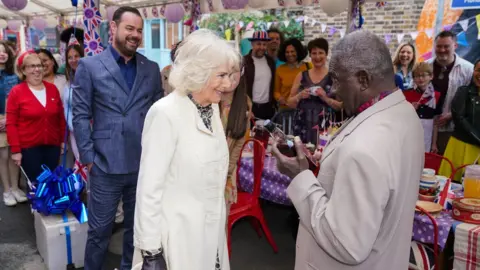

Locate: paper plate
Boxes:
[415,201,443,213]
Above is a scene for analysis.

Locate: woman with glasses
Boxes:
[220,64,252,215]
[6,51,66,184]
[35,49,67,101]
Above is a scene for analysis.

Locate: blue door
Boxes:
[143,19,183,70]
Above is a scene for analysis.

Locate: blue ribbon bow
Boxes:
[28,165,88,224]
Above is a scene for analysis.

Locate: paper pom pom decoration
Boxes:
[0,19,8,29]
[222,0,249,9]
[1,0,27,11]
[248,0,263,8]
[31,18,47,31]
[318,0,348,16]
[164,3,185,23]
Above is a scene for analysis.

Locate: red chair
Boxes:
[451,164,471,182]
[424,152,454,175]
[228,139,278,257]
[409,206,439,270]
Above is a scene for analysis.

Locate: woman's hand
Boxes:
[298,90,310,100]
[11,153,22,166]
[315,87,327,98]
[435,113,452,127]
[430,144,438,154]
[412,102,420,110]
[60,143,65,154]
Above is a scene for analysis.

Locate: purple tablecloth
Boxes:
[412,211,456,250]
[238,156,293,205]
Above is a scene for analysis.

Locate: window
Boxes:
[151,22,160,49]
[165,22,181,49]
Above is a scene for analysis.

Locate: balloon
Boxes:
[164,3,185,23]
[7,20,22,32]
[318,0,348,16]
[31,18,47,31]
[1,0,27,11]
[106,6,119,21]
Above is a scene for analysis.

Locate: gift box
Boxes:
[34,211,88,270]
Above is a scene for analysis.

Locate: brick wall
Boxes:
[303,0,426,54]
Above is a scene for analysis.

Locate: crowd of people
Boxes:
[0,4,479,270]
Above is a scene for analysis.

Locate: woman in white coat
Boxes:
[132,29,241,270]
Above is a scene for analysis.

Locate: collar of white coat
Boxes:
[173,90,220,136]
[320,90,406,163]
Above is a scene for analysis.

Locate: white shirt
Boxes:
[30,88,46,107]
[252,56,272,104]
[54,75,67,102]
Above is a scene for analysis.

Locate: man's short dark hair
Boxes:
[112,6,142,23]
[278,38,307,62]
[435,30,457,41]
[267,28,285,44]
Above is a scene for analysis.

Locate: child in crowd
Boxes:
[403,62,441,153]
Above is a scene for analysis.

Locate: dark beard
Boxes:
[114,37,137,57]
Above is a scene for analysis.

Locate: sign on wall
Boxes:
[451,0,480,10]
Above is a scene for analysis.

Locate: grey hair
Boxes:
[169,29,241,94]
[330,30,394,84]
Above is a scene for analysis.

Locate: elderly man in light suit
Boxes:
[72,6,163,270]
[273,30,424,270]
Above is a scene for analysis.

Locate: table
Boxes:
[238,156,293,205]
[413,211,456,250]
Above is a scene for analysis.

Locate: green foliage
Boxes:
[199,11,304,41]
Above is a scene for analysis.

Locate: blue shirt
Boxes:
[395,66,413,90]
[395,74,405,91]
[110,46,136,91]
[0,70,19,114]
[275,59,285,68]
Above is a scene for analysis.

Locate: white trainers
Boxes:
[11,188,28,203]
[3,192,17,206]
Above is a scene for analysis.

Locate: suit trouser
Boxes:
[84,164,137,270]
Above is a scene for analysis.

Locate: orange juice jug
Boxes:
[463,165,480,198]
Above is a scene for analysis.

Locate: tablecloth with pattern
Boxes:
[238,156,293,205]
[413,211,456,250]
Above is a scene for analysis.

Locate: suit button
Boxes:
[111,97,116,101]
[140,112,144,117]
[144,95,149,99]
[123,113,127,117]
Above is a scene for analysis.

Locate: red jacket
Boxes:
[6,81,66,153]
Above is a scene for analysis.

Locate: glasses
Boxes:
[25,64,44,70]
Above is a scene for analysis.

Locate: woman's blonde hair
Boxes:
[392,42,417,73]
[169,29,241,94]
[15,52,41,81]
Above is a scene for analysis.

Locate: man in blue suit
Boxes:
[72,6,163,270]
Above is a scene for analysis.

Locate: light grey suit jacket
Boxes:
[287,90,424,270]
[72,47,163,174]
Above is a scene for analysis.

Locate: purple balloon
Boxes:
[222,0,248,9]
[164,3,184,23]
[1,0,28,11]
[31,18,47,31]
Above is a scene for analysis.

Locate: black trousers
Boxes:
[21,145,61,185]
[252,102,276,120]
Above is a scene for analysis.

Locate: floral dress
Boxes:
[188,94,222,270]
[293,71,333,145]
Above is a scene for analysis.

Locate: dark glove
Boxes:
[141,252,167,270]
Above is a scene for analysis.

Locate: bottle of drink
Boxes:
[263,120,319,172]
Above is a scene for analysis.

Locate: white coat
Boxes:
[287,90,425,270]
[132,91,230,270]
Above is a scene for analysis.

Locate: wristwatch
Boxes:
[141,248,163,258]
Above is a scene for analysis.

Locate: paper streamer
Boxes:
[477,14,480,40]
[321,24,327,32]
[397,33,405,42]
[459,19,469,32]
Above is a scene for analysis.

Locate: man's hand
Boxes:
[271,136,309,179]
[435,113,452,127]
[86,163,93,172]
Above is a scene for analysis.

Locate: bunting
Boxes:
[83,0,104,56]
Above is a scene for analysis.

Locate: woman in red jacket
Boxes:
[6,51,65,184]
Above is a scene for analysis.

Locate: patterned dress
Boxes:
[188,94,222,270]
[293,71,333,145]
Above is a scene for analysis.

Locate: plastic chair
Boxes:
[424,152,454,175]
[228,139,278,257]
[410,206,439,270]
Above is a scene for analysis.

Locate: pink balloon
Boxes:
[7,20,21,31]
[106,6,119,21]
[222,0,248,9]
[1,0,27,11]
[31,18,47,31]
[164,3,184,23]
